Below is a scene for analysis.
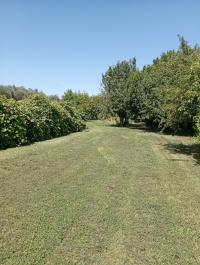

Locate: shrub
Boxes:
[0,94,86,149]
[63,90,104,121]
[61,102,86,132]
[21,95,54,142]
[194,113,200,138]
[21,94,86,143]
[0,96,27,149]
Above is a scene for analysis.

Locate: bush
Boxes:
[21,95,53,142]
[61,102,86,132]
[0,94,86,149]
[63,90,104,120]
[0,96,27,149]
[194,113,200,138]
[21,95,86,143]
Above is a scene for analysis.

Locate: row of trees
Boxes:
[0,94,85,149]
[0,85,45,100]
[102,37,200,136]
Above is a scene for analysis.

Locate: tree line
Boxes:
[102,36,200,137]
[0,85,45,100]
[1,36,200,149]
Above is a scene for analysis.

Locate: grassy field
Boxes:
[1,120,200,265]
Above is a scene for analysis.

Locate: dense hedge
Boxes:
[0,95,85,149]
[0,97,27,148]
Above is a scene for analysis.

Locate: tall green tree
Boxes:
[102,58,136,126]
[134,37,200,133]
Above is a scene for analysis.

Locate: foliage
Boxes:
[0,96,27,149]
[138,39,200,133]
[102,58,136,126]
[63,89,103,120]
[0,94,85,149]
[194,114,200,139]
[60,101,86,132]
[102,37,200,136]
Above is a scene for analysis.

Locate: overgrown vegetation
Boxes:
[102,36,200,136]
[0,94,85,149]
[1,36,200,149]
[63,89,104,120]
[0,85,106,149]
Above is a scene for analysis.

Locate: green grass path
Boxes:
[1,120,200,264]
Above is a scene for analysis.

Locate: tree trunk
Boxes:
[118,111,129,127]
[124,113,129,126]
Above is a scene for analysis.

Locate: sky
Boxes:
[1,0,200,96]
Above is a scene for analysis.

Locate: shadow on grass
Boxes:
[106,120,200,164]
[108,121,160,133]
[128,122,160,133]
[109,121,195,137]
[163,142,200,165]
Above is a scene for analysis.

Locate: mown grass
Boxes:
[1,120,200,264]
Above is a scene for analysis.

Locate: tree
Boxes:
[63,89,103,120]
[102,58,136,126]
[133,37,200,134]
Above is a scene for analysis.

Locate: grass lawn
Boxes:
[1,120,200,265]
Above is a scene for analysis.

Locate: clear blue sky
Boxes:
[1,0,200,96]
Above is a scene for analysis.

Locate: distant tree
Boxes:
[63,89,76,102]
[48,95,60,101]
[63,89,103,120]
[0,85,44,100]
[102,58,136,126]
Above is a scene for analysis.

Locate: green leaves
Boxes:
[0,97,27,148]
[194,114,200,138]
[102,58,136,126]
[0,95,86,149]
[133,38,200,134]
[63,90,104,120]
[101,37,200,136]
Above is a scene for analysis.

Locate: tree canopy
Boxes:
[102,58,136,126]
[102,37,200,136]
